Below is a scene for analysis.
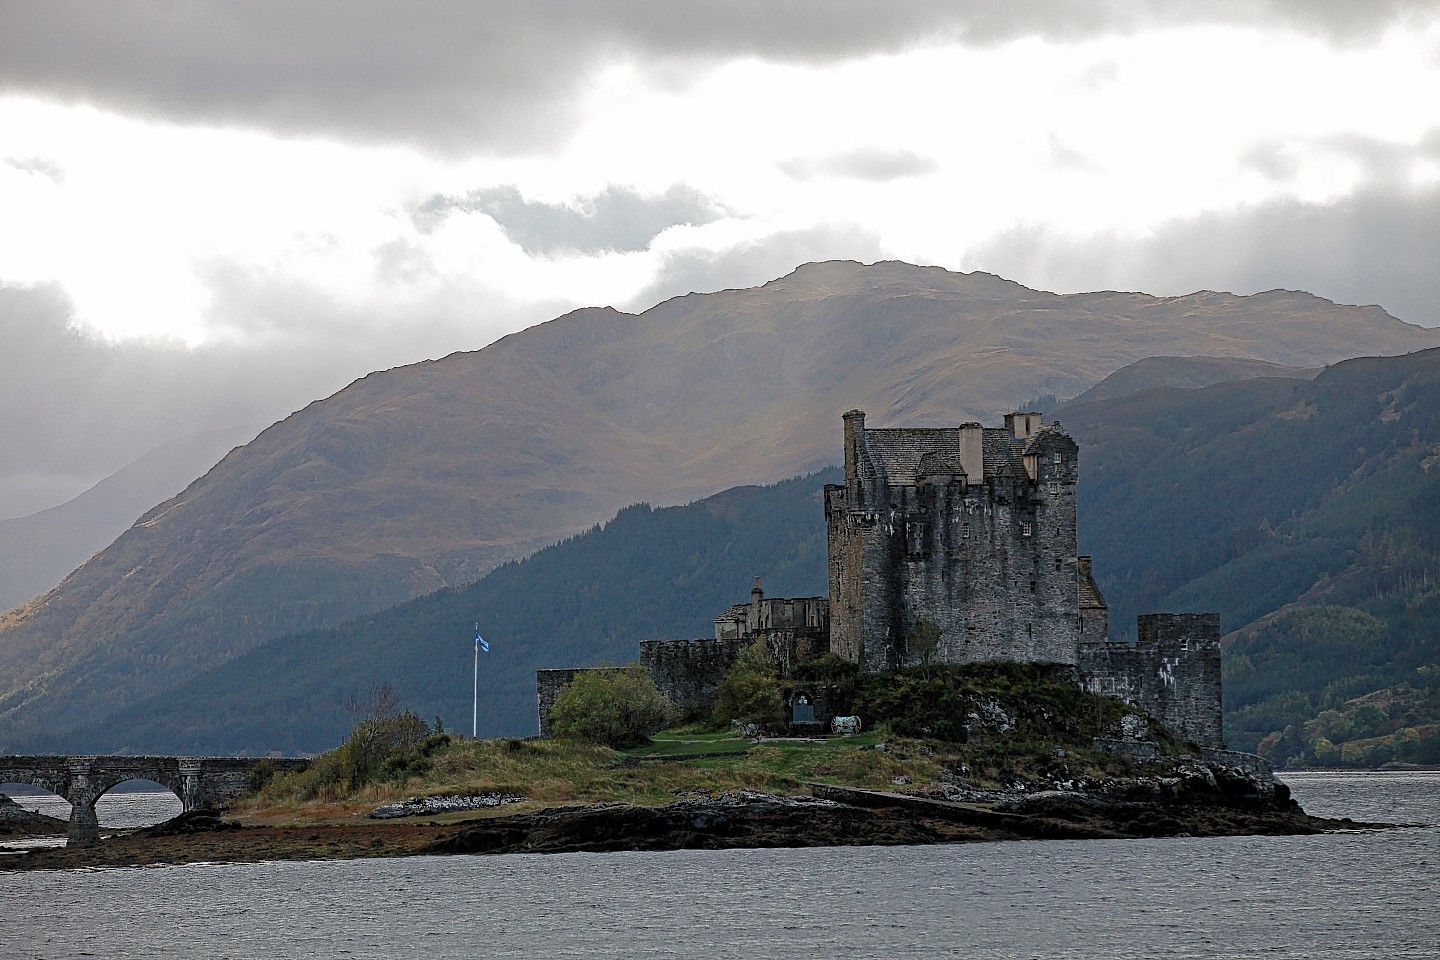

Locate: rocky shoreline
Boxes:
[0,763,1393,871]
[0,794,68,837]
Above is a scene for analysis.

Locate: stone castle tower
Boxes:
[825,409,1106,672]
[540,408,1224,750]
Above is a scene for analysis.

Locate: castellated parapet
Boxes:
[1078,614,1224,749]
[826,410,1098,672]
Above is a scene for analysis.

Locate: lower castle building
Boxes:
[538,410,1225,749]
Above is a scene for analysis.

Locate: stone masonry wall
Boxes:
[535,667,626,737]
[640,638,745,720]
[827,411,1082,672]
[1078,613,1224,749]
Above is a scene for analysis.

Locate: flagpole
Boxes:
[473,622,479,739]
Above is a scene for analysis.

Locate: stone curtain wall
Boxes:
[1078,613,1224,749]
[639,638,745,720]
[535,668,627,737]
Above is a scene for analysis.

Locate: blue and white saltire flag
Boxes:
[474,624,489,653]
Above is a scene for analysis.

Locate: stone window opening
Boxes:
[1053,451,1062,464]
[1054,558,1062,571]
[1021,522,1032,537]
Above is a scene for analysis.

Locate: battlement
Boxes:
[1078,613,1224,748]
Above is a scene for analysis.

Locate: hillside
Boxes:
[1068,355,1319,405]
[31,347,1440,759]
[0,427,259,611]
[1064,347,1440,761]
[3,261,1438,751]
[29,471,839,754]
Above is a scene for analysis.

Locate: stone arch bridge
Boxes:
[0,755,309,845]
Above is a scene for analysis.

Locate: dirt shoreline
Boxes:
[0,790,1390,872]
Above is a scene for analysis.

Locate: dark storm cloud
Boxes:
[0,1,1430,154]
[972,181,1440,328]
[780,149,939,182]
[419,185,726,255]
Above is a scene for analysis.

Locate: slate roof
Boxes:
[863,427,1029,483]
[1078,569,1108,609]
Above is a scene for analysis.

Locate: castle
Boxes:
[538,411,1225,748]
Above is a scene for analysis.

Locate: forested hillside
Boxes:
[28,347,1440,764]
[47,471,838,754]
[1068,347,1440,764]
[7,260,1436,754]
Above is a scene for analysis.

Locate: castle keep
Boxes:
[538,410,1224,749]
[826,410,1100,671]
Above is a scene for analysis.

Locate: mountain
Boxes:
[4,260,1439,750]
[0,427,260,611]
[1063,347,1440,759]
[45,471,839,755]
[1068,355,1320,405]
[24,347,1440,758]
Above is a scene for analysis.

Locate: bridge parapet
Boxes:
[0,755,309,846]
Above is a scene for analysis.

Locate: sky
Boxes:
[2,1,1439,518]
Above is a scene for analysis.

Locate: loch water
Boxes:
[3,771,1436,959]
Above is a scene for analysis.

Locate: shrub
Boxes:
[711,641,784,729]
[550,665,673,748]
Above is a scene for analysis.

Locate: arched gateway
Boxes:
[0,755,308,845]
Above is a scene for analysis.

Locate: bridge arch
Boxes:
[91,773,185,808]
[0,759,70,799]
[0,781,70,815]
[92,778,186,828]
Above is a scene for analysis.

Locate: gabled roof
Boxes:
[861,426,1033,483]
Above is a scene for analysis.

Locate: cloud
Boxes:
[421,184,727,255]
[1,1,1432,154]
[0,276,559,518]
[3,155,64,183]
[969,180,1440,327]
[624,222,888,309]
[780,148,939,182]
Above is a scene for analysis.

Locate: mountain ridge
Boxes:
[3,260,1438,749]
[37,345,1440,757]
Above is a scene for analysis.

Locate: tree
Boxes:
[1394,727,1422,762]
[1304,709,1354,745]
[550,665,673,749]
[1311,736,1340,766]
[907,618,942,676]
[712,640,784,729]
[338,681,430,787]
